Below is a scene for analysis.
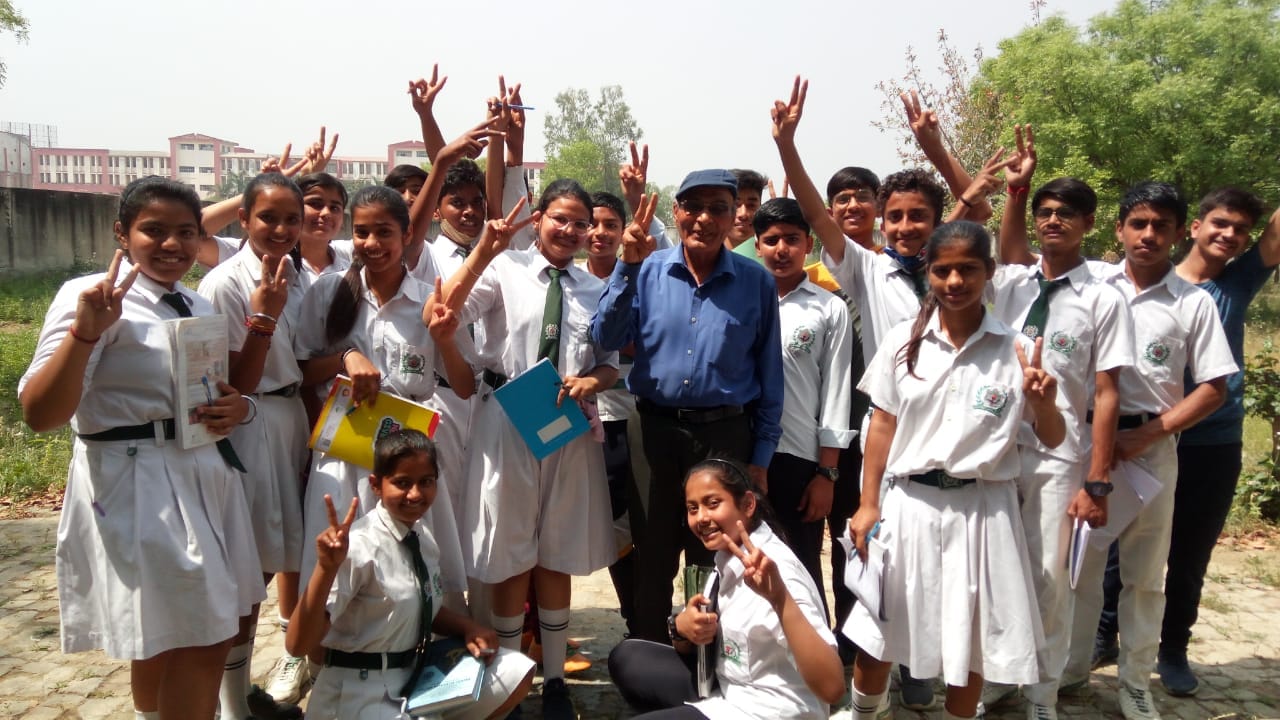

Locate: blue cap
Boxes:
[675,169,738,200]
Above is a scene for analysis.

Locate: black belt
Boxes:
[323,647,417,670]
[79,419,176,442]
[637,398,744,424]
[1086,410,1160,430]
[909,469,976,489]
[263,383,300,398]
[434,373,451,390]
[482,369,507,390]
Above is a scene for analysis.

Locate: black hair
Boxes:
[1197,186,1266,225]
[729,169,768,196]
[297,172,349,208]
[826,167,881,205]
[441,159,485,200]
[896,221,994,378]
[684,457,783,538]
[324,186,411,345]
[537,178,593,214]
[752,197,811,237]
[119,175,202,232]
[877,169,946,225]
[371,428,439,478]
[591,191,628,224]
[1032,177,1097,216]
[241,172,306,270]
[1118,181,1187,226]
[384,164,429,192]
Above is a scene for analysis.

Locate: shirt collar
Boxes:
[1039,259,1093,294]
[661,243,737,284]
[1118,260,1181,297]
[124,260,192,306]
[373,501,415,542]
[360,266,425,305]
[779,276,818,301]
[924,308,1013,350]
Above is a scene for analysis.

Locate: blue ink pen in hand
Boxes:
[201,376,215,406]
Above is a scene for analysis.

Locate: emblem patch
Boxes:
[1143,340,1170,366]
[1048,331,1078,357]
[973,384,1010,418]
[788,325,816,354]
[721,638,744,667]
[401,351,426,375]
[544,323,559,341]
[1022,324,1041,340]
[376,416,402,441]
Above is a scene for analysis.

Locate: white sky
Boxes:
[0,0,1117,189]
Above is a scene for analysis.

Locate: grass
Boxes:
[1199,592,1234,614]
[1243,554,1280,588]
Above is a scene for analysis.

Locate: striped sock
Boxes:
[217,640,253,720]
[492,612,525,653]
[537,606,571,682]
[851,687,887,719]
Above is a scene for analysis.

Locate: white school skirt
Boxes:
[842,478,1043,686]
[463,394,616,583]
[423,389,477,545]
[57,437,265,659]
[300,453,468,595]
[230,393,308,573]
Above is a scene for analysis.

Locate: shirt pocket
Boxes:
[966,379,1017,424]
[708,319,757,375]
[381,334,435,400]
[1135,333,1184,386]
[561,306,596,377]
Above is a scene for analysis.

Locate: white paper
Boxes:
[169,315,229,450]
[1084,460,1165,551]
[838,528,889,621]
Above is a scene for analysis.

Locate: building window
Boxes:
[199,184,214,192]
[198,143,214,151]
[199,166,214,174]
[179,165,195,173]
[179,143,195,150]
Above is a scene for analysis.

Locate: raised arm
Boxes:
[946,148,1008,223]
[590,193,658,351]
[1258,205,1280,268]
[901,90,993,222]
[771,76,849,263]
[427,198,538,322]
[199,141,312,263]
[408,65,448,163]
[407,118,502,260]
[1000,125,1039,266]
[286,495,357,657]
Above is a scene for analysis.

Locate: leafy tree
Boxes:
[212,170,253,201]
[0,0,29,88]
[543,133,620,197]
[542,86,643,196]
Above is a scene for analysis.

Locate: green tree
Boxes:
[542,86,643,196]
[0,0,29,88]
[543,133,619,197]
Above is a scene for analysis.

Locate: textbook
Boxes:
[309,376,441,469]
[169,315,229,450]
[838,527,890,621]
[682,564,720,699]
[1081,459,1163,552]
[404,638,486,717]
[492,358,591,460]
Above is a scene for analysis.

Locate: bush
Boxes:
[1239,339,1280,521]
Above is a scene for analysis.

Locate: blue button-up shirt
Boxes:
[591,245,784,467]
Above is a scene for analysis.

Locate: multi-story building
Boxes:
[0,131,33,189]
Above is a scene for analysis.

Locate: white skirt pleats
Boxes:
[230,394,308,573]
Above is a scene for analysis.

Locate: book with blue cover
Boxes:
[404,638,486,717]
[492,358,591,460]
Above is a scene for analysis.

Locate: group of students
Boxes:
[17,68,1279,720]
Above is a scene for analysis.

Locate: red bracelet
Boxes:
[1008,184,1030,199]
[68,326,100,344]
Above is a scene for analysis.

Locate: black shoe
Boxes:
[1091,640,1119,669]
[1157,653,1199,696]
[246,684,304,720]
[542,677,577,720]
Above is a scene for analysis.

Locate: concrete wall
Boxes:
[0,188,120,273]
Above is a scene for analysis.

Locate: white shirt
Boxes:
[991,261,1133,460]
[300,240,354,288]
[822,237,920,362]
[324,502,444,654]
[775,278,854,461]
[460,247,618,380]
[692,523,835,720]
[1092,262,1237,414]
[860,311,1036,482]
[295,269,465,402]
[201,235,240,270]
[21,267,225,434]
[197,245,306,393]
[428,234,472,280]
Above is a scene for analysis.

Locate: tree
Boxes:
[542,86,643,196]
[0,0,29,88]
[212,170,253,201]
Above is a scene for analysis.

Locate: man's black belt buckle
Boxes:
[323,647,417,671]
[911,469,975,489]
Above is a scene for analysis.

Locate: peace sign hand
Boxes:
[1016,337,1057,410]
[619,141,649,213]
[767,177,790,200]
[302,126,339,175]
[438,117,503,166]
[408,64,448,116]
[473,197,539,262]
[249,254,292,320]
[73,249,139,343]
[1005,124,1037,189]
[960,147,1010,207]
[500,76,526,154]
[901,89,944,151]
[770,75,808,143]
[425,277,460,344]
[722,521,788,611]
[620,193,659,264]
[316,494,359,573]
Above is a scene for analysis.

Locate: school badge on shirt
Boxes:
[401,351,426,375]
[973,384,1010,418]
[720,638,744,667]
[1047,331,1079,358]
[1143,340,1171,366]
[788,325,816,354]
[544,323,559,341]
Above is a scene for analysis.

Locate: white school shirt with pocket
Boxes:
[776,278,855,461]
[822,236,920,363]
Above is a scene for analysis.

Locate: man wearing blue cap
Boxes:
[592,168,785,642]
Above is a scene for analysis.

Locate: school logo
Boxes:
[1144,340,1171,366]
[1022,324,1042,340]
[1048,331,1078,358]
[721,638,744,667]
[788,325,816,354]
[400,351,426,375]
[973,384,1010,418]
[544,323,559,341]
[431,571,444,598]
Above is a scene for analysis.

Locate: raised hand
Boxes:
[767,177,790,200]
[408,64,448,116]
[500,76,526,160]
[770,75,808,142]
[316,494,359,573]
[722,521,787,611]
[960,147,1011,207]
[619,141,649,213]
[473,196,539,261]
[303,126,339,175]
[901,89,945,151]
[1016,337,1057,410]
[261,143,309,178]
[438,117,503,166]
[197,380,250,435]
[620,193,659,264]
[674,592,719,646]
[249,254,292,320]
[1005,124,1037,189]
[73,249,138,342]
[425,277,460,343]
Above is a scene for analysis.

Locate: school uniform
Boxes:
[300,239,354,287]
[20,268,265,659]
[989,260,1133,703]
[841,312,1045,687]
[200,235,240,270]
[308,502,536,720]
[459,246,619,583]
[294,269,470,597]
[198,244,310,574]
[1065,262,1236,691]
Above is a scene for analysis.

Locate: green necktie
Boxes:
[159,292,247,473]
[1021,275,1070,339]
[901,268,927,300]
[537,267,563,367]
[400,530,435,696]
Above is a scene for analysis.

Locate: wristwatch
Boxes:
[1084,481,1114,498]
[667,613,686,643]
[816,466,840,483]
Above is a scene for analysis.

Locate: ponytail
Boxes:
[325,261,364,346]
[896,292,938,379]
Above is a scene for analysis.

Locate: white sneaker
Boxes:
[264,655,311,705]
[1118,683,1161,720]
[1026,702,1058,720]
[976,681,1019,716]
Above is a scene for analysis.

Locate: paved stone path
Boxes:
[1,513,1277,719]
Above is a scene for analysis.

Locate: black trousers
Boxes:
[632,410,752,642]
[603,419,638,634]
[829,425,864,660]
[767,452,829,619]
[608,638,701,716]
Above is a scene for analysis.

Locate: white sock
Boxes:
[492,612,525,653]
[218,640,254,720]
[134,711,160,720]
[850,685,887,720]
[276,615,289,631]
[538,605,571,682]
[467,577,492,624]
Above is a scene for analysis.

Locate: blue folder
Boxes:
[493,358,591,460]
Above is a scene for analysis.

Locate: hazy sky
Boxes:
[1,0,1117,189]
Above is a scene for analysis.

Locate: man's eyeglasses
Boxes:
[1033,206,1082,222]
[677,199,733,218]
[544,214,592,234]
[831,190,877,208]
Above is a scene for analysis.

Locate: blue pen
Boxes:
[507,104,535,111]
[201,376,214,406]
[868,520,882,540]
